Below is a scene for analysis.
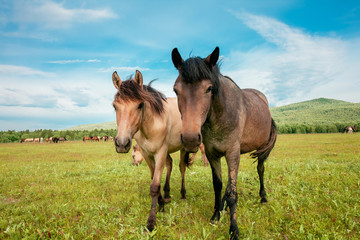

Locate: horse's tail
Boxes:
[251,118,277,163]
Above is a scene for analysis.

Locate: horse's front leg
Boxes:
[179,149,190,199]
[208,155,222,222]
[223,148,240,240]
[163,154,173,203]
[147,148,167,232]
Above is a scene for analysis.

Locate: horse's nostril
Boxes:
[197,134,201,143]
[125,138,131,149]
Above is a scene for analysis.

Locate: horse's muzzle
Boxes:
[181,133,201,153]
[115,137,132,153]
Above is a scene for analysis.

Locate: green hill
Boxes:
[65,121,116,131]
[66,98,360,131]
[270,98,360,125]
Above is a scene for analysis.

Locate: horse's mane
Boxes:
[180,57,220,94]
[114,77,166,115]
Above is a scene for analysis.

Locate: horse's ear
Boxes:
[205,46,219,67]
[134,70,143,88]
[172,48,184,70]
[112,71,122,90]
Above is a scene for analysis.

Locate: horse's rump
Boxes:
[250,118,277,162]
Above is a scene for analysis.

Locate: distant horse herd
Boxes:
[20,136,114,143]
[20,137,67,143]
[82,136,113,142]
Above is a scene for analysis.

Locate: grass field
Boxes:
[1,134,359,239]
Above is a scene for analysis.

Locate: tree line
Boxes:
[0,122,358,143]
[0,129,117,143]
[276,122,359,134]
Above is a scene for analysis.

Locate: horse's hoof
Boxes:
[164,197,171,203]
[210,210,221,223]
[261,197,268,204]
[181,192,186,200]
[146,224,154,232]
[230,224,240,240]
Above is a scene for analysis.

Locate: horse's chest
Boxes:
[202,129,228,155]
[134,134,160,156]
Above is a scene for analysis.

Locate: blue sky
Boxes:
[0,0,359,131]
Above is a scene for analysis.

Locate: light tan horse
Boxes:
[131,144,144,166]
[112,70,196,232]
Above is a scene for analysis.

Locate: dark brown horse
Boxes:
[172,47,277,239]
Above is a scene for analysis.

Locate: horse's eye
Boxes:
[138,102,144,109]
[206,86,213,93]
[173,88,178,95]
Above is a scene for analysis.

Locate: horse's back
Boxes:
[242,88,269,105]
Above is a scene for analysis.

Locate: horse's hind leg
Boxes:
[257,158,267,203]
[163,154,173,203]
[179,149,189,199]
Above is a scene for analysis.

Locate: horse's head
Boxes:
[112,70,145,153]
[172,47,220,152]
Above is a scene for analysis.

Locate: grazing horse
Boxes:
[189,142,209,167]
[83,136,91,142]
[112,70,196,232]
[92,136,100,142]
[132,144,144,166]
[172,47,277,239]
[52,137,59,143]
[343,126,356,134]
[102,136,109,141]
[59,137,67,142]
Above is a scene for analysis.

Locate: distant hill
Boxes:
[270,98,360,125]
[66,98,360,131]
[65,121,116,131]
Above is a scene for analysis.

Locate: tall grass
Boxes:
[1,134,359,239]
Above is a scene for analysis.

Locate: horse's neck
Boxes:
[137,102,165,141]
[208,77,242,126]
[137,103,154,139]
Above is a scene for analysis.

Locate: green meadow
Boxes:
[1,134,359,239]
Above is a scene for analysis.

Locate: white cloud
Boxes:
[225,11,360,106]
[12,0,117,29]
[0,66,115,128]
[47,59,101,64]
[98,66,151,73]
[0,65,55,77]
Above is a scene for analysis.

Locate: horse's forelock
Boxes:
[180,57,220,93]
[114,79,166,115]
